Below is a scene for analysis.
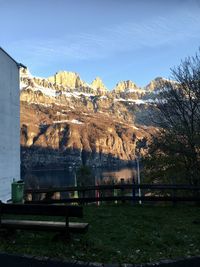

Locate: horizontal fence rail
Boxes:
[25,196,200,205]
[25,184,200,194]
[24,183,200,204]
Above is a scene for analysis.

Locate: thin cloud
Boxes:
[8,6,200,65]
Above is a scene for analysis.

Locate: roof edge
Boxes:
[0,47,27,69]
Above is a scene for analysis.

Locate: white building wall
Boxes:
[0,49,20,202]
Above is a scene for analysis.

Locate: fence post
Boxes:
[171,177,177,206]
[136,157,142,205]
[132,178,136,205]
[95,182,100,206]
[172,187,177,206]
[113,181,118,204]
[120,178,125,204]
[82,189,86,205]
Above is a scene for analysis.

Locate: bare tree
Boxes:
[145,50,200,186]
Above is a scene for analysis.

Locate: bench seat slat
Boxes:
[69,222,89,233]
[1,219,89,233]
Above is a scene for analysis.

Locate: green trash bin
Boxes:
[11,180,25,203]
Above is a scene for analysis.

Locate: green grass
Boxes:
[0,204,200,264]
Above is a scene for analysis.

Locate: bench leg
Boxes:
[0,228,7,238]
[63,230,70,242]
[0,228,16,240]
[52,230,70,243]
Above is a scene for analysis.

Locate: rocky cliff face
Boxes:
[47,71,84,89]
[145,77,166,91]
[91,77,107,93]
[114,80,138,93]
[21,102,155,169]
[20,68,161,170]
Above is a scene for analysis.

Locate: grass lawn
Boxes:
[0,204,200,264]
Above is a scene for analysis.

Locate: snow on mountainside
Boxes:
[20,68,166,104]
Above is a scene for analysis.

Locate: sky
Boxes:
[1,0,200,89]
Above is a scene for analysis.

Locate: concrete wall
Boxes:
[0,49,20,202]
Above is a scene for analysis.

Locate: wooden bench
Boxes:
[0,201,89,238]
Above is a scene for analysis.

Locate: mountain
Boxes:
[145,77,167,91]
[47,71,84,89]
[90,77,107,93]
[20,68,161,170]
[114,80,139,92]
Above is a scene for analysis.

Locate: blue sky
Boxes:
[1,0,200,89]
